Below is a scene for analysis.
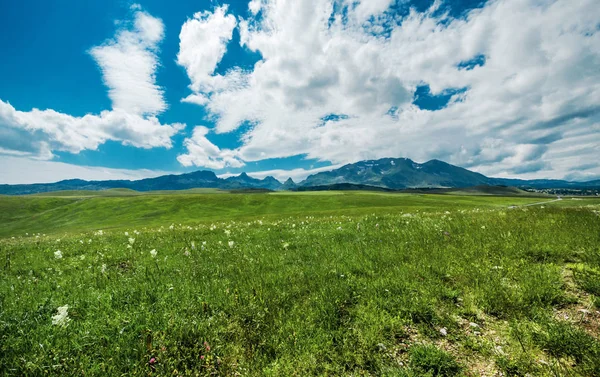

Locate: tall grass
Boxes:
[1,196,599,376]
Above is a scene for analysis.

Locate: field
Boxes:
[1,191,600,376]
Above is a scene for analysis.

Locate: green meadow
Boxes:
[1,191,600,376]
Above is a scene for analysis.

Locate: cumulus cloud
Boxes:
[90,7,167,115]
[0,156,171,184]
[0,99,184,160]
[177,126,243,169]
[177,5,237,98]
[0,5,183,161]
[177,0,600,180]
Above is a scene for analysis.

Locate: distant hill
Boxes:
[1,157,598,195]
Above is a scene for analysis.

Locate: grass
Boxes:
[0,192,599,376]
[0,191,570,238]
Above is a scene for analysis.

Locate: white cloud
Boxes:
[89,7,167,115]
[178,0,600,180]
[0,6,184,162]
[0,156,171,184]
[177,126,243,169]
[177,5,237,98]
[0,100,184,159]
[248,0,263,15]
[348,0,397,23]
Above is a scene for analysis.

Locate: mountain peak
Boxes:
[262,176,280,183]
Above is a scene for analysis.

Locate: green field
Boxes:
[1,191,600,376]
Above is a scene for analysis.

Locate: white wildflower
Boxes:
[54,250,63,259]
[481,225,486,229]
[169,224,174,230]
[128,237,135,245]
[101,264,107,273]
[224,229,231,236]
[124,231,129,236]
[283,242,290,250]
[150,249,157,258]
[52,305,70,327]
[228,241,235,248]
[440,328,448,336]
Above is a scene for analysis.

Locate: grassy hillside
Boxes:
[0,191,561,238]
[1,193,600,376]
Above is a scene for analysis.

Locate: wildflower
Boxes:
[101,264,107,273]
[191,241,196,250]
[124,231,129,236]
[224,229,231,236]
[52,305,70,327]
[149,357,156,365]
[228,241,235,248]
[128,238,135,245]
[54,250,63,259]
[283,242,290,250]
[150,249,157,258]
[440,327,448,336]
[184,249,191,257]
[481,225,486,229]
[169,224,174,230]
[204,341,211,351]
[79,255,86,261]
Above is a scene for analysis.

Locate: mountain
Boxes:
[300,158,490,189]
[223,173,282,190]
[1,157,599,195]
[281,178,297,190]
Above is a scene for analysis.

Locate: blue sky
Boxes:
[0,0,599,183]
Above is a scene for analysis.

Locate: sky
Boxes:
[0,0,599,184]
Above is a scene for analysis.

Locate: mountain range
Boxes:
[1,157,599,195]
